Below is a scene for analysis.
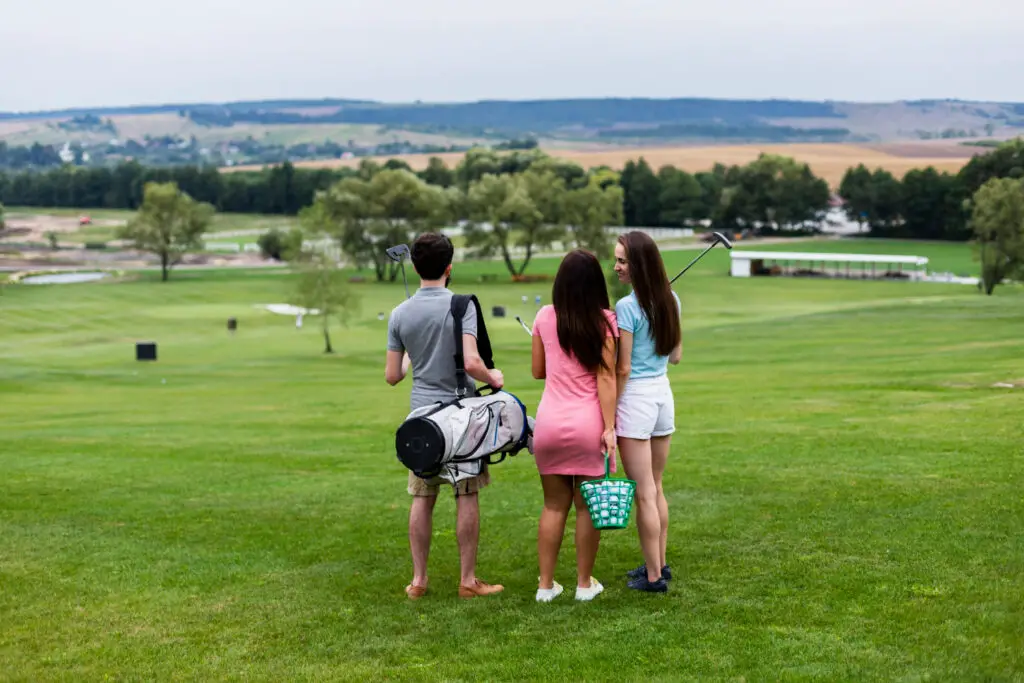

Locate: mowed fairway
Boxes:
[1,249,1023,681]
[233,143,978,187]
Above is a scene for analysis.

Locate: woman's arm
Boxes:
[597,336,617,457]
[669,339,682,365]
[531,330,546,379]
[669,294,682,365]
[616,330,633,399]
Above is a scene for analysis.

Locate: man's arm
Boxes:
[384,309,408,386]
[385,350,411,385]
[463,334,504,388]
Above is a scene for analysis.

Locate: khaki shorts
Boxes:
[407,467,490,497]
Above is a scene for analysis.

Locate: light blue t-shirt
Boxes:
[615,291,681,379]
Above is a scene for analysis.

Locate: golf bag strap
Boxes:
[451,294,495,396]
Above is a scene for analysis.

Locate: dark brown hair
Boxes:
[617,231,681,356]
[552,249,613,370]
[411,232,454,280]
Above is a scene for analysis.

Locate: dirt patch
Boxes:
[1,213,125,243]
[860,141,981,159]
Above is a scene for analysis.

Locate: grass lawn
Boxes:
[1,247,1023,681]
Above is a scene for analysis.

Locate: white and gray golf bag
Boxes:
[395,294,533,485]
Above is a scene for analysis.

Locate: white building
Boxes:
[729,251,929,280]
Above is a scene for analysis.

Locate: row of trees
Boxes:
[297,165,623,279]
[4,139,1024,246]
[124,175,1024,301]
[838,138,1024,241]
[0,147,831,236]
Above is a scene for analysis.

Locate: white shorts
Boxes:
[616,375,675,440]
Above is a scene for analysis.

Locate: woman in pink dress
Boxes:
[531,249,619,603]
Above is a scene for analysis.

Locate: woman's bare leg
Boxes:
[619,436,661,582]
[538,474,574,589]
[573,477,601,588]
[651,435,672,570]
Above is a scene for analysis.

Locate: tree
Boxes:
[419,157,455,188]
[839,164,874,232]
[290,249,360,354]
[563,175,624,258]
[731,154,830,233]
[455,147,503,188]
[286,204,362,353]
[867,169,904,235]
[657,166,704,227]
[0,201,4,230]
[464,171,564,277]
[620,158,661,227]
[118,182,213,281]
[970,177,1024,295]
[959,137,1024,197]
[901,167,967,241]
[257,227,303,261]
[309,169,449,282]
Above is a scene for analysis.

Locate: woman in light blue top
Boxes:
[613,231,682,593]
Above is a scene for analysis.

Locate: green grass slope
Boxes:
[1,252,1022,681]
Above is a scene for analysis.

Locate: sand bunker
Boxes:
[259,304,321,316]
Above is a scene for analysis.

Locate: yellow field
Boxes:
[226,143,977,187]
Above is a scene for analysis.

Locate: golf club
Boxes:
[515,315,532,336]
[386,244,411,299]
[670,231,734,284]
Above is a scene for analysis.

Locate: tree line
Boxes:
[2,139,1023,244]
[838,138,1024,241]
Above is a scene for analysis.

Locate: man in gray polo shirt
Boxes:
[385,232,505,600]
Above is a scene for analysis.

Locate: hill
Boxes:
[1,97,1020,171]
[3,97,1024,145]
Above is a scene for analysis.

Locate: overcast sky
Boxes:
[2,0,1023,111]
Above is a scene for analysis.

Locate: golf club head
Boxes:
[386,244,410,262]
[712,232,734,249]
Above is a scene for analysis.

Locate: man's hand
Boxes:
[602,428,617,459]
[488,369,504,389]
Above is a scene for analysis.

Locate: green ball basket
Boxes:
[580,452,636,530]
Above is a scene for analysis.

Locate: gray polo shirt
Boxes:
[387,286,478,411]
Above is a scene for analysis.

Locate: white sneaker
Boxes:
[536,581,564,603]
[575,578,604,602]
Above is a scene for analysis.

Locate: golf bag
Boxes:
[395,294,532,484]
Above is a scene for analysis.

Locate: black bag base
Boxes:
[396,418,446,479]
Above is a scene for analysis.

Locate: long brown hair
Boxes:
[618,231,681,356]
[552,249,613,370]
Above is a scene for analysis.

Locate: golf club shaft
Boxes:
[515,316,532,336]
[670,239,720,284]
[400,262,410,299]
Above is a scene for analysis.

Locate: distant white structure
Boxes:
[729,251,929,281]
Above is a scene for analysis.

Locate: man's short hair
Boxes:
[411,233,454,280]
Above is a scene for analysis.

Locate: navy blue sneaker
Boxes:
[627,575,668,593]
[626,564,672,581]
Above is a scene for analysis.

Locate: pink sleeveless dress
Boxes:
[531,305,619,477]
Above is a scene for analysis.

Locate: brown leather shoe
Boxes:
[405,584,428,600]
[458,579,504,599]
